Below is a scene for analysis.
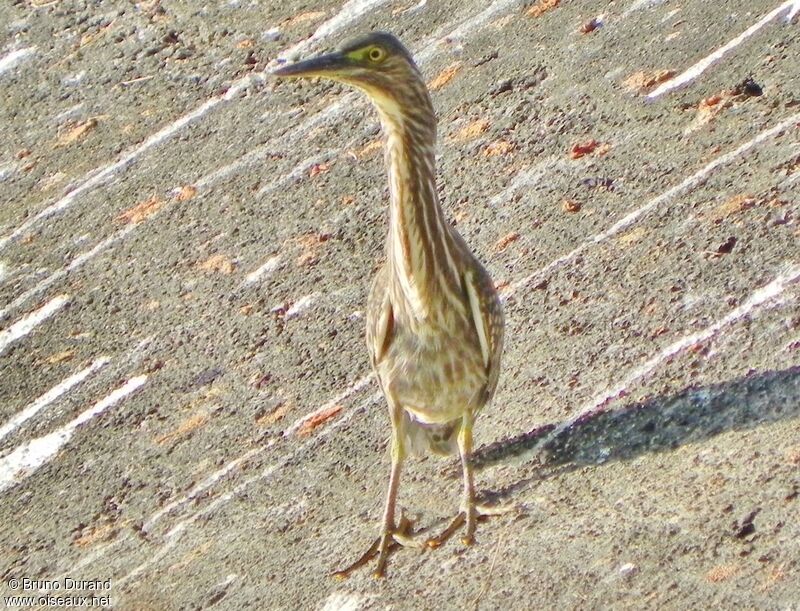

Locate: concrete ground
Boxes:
[1,0,799,609]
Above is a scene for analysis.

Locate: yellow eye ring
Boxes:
[368,47,385,62]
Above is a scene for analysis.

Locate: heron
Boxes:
[273,31,504,577]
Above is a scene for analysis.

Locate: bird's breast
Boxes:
[378,320,486,425]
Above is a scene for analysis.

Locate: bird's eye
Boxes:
[367,47,386,63]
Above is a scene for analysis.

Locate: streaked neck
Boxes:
[374,96,462,321]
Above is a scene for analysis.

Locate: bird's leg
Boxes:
[458,411,477,545]
[332,417,409,580]
[374,426,404,577]
[425,411,477,549]
[332,402,415,579]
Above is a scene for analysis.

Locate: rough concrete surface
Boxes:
[1,0,799,609]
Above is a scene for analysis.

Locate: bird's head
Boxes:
[273,32,431,128]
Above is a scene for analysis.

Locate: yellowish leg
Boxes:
[425,411,480,550]
[458,411,476,545]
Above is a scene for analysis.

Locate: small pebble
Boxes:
[619,563,638,578]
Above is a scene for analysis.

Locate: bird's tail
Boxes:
[404,415,459,457]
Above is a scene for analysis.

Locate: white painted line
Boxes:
[591,113,800,241]
[196,118,346,193]
[243,255,282,285]
[647,0,800,99]
[417,0,517,62]
[505,112,800,297]
[0,375,147,493]
[0,226,134,320]
[0,295,69,355]
[0,47,36,76]
[621,0,668,18]
[57,376,376,578]
[531,263,800,459]
[284,374,375,437]
[0,358,110,443]
[196,0,524,197]
[97,261,799,580]
[187,0,532,198]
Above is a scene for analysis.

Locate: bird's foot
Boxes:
[331,513,417,580]
[425,512,465,549]
[425,502,516,549]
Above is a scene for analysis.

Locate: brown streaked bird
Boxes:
[274,32,504,578]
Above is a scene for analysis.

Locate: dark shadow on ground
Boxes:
[337,368,800,573]
[466,366,800,500]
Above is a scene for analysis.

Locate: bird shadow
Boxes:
[466,366,800,502]
[335,367,800,577]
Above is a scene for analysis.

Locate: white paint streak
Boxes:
[37,0,542,581]
[0,295,69,355]
[622,0,667,17]
[278,0,391,61]
[187,107,346,195]
[488,157,563,208]
[57,433,271,579]
[0,375,147,493]
[505,112,800,297]
[0,226,134,320]
[256,151,337,197]
[0,161,19,182]
[244,256,282,285]
[5,0,387,254]
[0,261,8,283]
[0,358,109,442]
[284,293,317,320]
[322,591,370,611]
[195,0,522,199]
[0,47,36,76]
[63,376,377,580]
[647,1,800,99]
[531,264,800,459]
[0,97,222,251]
[417,0,518,63]
[284,374,375,437]
[591,113,800,242]
[144,444,269,532]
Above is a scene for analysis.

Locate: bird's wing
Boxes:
[366,265,395,368]
[462,265,504,403]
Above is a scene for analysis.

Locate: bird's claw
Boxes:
[332,514,416,579]
[426,502,515,549]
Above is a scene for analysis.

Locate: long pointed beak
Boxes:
[272,51,350,79]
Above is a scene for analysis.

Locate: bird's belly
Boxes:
[378,331,487,424]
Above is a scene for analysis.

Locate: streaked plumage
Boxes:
[274,31,504,577]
